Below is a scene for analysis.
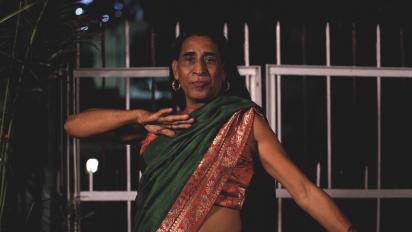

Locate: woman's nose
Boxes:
[192,58,207,75]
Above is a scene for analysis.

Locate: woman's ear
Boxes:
[172,60,179,80]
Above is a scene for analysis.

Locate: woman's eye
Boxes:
[204,56,216,64]
[182,55,195,63]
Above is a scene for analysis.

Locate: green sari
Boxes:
[133,95,258,232]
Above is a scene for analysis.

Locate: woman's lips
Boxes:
[190,81,209,88]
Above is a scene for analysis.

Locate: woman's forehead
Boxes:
[180,35,220,54]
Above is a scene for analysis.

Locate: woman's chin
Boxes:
[188,91,208,99]
[189,94,216,103]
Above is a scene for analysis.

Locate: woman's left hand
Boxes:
[138,108,194,137]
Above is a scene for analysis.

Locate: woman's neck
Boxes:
[183,95,221,114]
[182,101,204,114]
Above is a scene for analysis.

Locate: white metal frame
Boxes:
[269,21,412,232]
[266,64,412,232]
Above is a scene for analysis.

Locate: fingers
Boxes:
[153,108,193,123]
[158,114,191,124]
[158,128,176,137]
[145,125,176,137]
[170,118,194,128]
[161,120,193,130]
[155,109,194,127]
[143,108,195,136]
[169,118,194,125]
[155,108,174,117]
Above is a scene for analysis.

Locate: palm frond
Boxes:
[0,2,37,24]
[28,0,48,51]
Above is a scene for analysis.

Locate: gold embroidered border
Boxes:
[157,108,256,232]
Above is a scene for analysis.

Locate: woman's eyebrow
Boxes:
[181,51,218,56]
[203,52,218,57]
[182,52,195,57]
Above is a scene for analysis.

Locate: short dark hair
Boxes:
[169,30,251,110]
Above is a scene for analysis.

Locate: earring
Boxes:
[224,81,231,92]
[172,80,181,91]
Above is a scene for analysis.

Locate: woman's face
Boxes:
[172,35,226,105]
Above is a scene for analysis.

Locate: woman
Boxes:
[64,31,356,232]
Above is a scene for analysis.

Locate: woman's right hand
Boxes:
[137,108,194,137]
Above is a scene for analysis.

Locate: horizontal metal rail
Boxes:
[73,66,260,78]
[264,64,412,216]
[267,64,412,78]
[73,66,262,106]
[79,189,412,201]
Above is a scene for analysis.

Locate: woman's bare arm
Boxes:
[64,108,194,139]
[252,114,352,232]
[64,108,144,138]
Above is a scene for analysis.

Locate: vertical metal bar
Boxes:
[75,76,80,196]
[276,21,281,67]
[66,70,71,232]
[255,67,262,106]
[175,22,180,38]
[59,66,66,195]
[316,162,321,187]
[364,166,369,189]
[400,26,405,67]
[74,75,80,232]
[352,23,357,65]
[101,25,106,89]
[275,21,282,232]
[73,77,77,194]
[125,21,130,68]
[244,23,250,66]
[277,198,282,232]
[276,73,282,141]
[76,78,81,232]
[376,24,381,190]
[266,67,276,131]
[150,27,156,67]
[301,23,308,160]
[376,24,382,232]
[301,23,307,64]
[76,41,80,69]
[377,200,381,232]
[326,22,332,189]
[89,173,93,191]
[66,71,71,200]
[223,22,228,40]
[74,42,80,211]
[244,23,251,97]
[124,20,132,232]
[74,70,81,232]
[351,23,358,131]
[276,21,282,142]
[127,200,132,232]
[101,26,106,67]
[126,89,131,232]
[150,27,157,110]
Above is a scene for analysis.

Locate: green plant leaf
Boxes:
[0,2,37,24]
[28,1,48,47]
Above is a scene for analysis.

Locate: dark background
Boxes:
[2,0,412,231]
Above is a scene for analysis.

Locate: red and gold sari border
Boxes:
[157,108,256,232]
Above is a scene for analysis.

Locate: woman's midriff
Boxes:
[199,206,241,232]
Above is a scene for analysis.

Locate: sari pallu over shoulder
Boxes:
[133,96,260,232]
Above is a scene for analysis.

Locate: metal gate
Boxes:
[64,21,412,232]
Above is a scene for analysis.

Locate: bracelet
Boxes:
[347,225,358,232]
